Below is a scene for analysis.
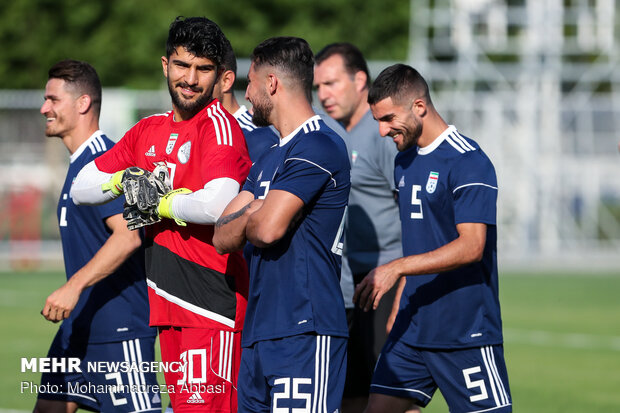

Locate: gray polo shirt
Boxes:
[340,110,402,307]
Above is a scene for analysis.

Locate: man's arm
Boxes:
[354,222,487,312]
[213,190,257,254]
[41,214,142,322]
[159,177,241,225]
[245,190,305,248]
[386,276,406,335]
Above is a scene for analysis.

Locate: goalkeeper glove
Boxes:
[101,170,125,196]
[158,188,193,226]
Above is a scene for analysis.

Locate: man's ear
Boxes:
[220,70,235,94]
[354,71,368,93]
[267,74,278,96]
[412,98,427,117]
[161,56,169,79]
[77,95,92,115]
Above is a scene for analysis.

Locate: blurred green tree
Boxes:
[0,0,408,89]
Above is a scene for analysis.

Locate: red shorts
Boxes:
[158,326,241,412]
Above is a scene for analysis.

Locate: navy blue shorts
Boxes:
[39,330,161,413]
[371,339,512,412]
[238,334,347,413]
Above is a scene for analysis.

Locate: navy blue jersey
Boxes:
[392,125,503,349]
[58,131,155,344]
[241,116,351,347]
[233,106,279,162]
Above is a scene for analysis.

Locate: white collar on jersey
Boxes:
[417,125,457,155]
[279,115,322,147]
[70,130,106,163]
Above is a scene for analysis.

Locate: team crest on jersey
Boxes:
[426,171,439,193]
[178,141,191,164]
[351,150,358,165]
[166,133,178,154]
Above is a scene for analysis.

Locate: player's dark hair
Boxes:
[166,16,226,66]
[221,37,237,76]
[251,37,314,102]
[315,42,371,88]
[368,64,432,107]
[48,59,102,117]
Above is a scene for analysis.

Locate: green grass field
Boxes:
[2,270,620,412]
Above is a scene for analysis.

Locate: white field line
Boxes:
[504,328,620,351]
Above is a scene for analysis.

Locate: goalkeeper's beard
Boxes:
[168,79,214,117]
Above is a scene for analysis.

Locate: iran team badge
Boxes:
[166,133,178,154]
[426,171,439,193]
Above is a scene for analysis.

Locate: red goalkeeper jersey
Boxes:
[95,99,251,331]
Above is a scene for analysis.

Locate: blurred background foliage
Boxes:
[0,0,409,89]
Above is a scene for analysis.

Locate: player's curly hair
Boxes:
[250,37,314,103]
[166,16,226,66]
[368,64,432,108]
[48,59,102,117]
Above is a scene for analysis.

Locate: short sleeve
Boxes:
[201,144,251,186]
[271,136,339,204]
[452,151,498,225]
[95,126,139,173]
[242,165,258,194]
[96,193,126,221]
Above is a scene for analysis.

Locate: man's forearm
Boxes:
[214,203,253,254]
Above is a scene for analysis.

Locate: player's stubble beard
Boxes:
[250,87,273,128]
[168,78,214,118]
[394,114,423,152]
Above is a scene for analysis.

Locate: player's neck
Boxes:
[63,121,100,155]
[273,97,316,139]
[219,93,240,115]
[418,112,449,149]
[344,98,370,132]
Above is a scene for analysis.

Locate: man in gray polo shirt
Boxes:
[315,43,412,413]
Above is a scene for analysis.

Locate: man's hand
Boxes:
[41,282,81,323]
[121,166,171,230]
[123,203,161,230]
[353,261,402,312]
[123,167,170,211]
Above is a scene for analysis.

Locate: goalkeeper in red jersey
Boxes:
[71,17,251,412]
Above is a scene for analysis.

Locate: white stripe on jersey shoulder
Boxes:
[280,115,322,146]
[70,130,108,163]
[418,125,476,155]
[215,102,234,146]
[233,106,258,131]
[207,102,233,146]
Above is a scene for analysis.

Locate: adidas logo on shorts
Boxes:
[187,392,205,404]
